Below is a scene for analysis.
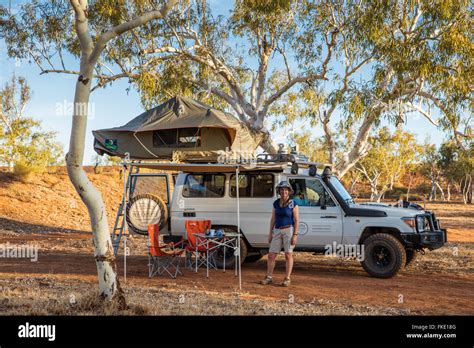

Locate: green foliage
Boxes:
[350,0,472,122]
[291,131,329,163]
[0,117,64,168]
[347,94,365,119]
[230,0,296,39]
[0,0,471,164]
[438,139,474,183]
[0,76,64,170]
[357,127,422,200]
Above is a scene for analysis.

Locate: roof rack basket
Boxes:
[256,151,331,171]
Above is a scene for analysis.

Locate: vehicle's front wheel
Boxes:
[361,233,406,278]
[211,226,248,269]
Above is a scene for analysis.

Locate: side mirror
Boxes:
[320,194,327,210]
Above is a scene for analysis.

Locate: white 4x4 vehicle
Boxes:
[124,155,447,278]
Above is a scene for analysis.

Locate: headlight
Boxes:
[401,217,415,231]
[416,216,427,231]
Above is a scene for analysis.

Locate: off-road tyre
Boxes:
[361,233,406,278]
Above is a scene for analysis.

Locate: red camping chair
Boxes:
[148,224,185,278]
[184,220,217,271]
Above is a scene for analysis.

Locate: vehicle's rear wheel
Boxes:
[126,194,168,235]
[211,226,248,269]
[405,248,418,268]
[244,254,264,263]
[361,233,406,278]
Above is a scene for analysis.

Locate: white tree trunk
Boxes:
[435,182,446,201]
[66,70,124,302]
[467,175,474,204]
[406,173,413,201]
[470,178,473,204]
[461,174,472,204]
[349,178,358,194]
[428,177,437,201]
[335,113,375,177]
[373,184,388,203]
[259,131,279,154]
[66,0,178,304]
[374,191,386,203]
[335,70,394,178]
[370,182,379,201]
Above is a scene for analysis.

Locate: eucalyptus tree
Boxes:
[1,0,179,303]
[355,127,421,202]
[0,0,471,222]
[3,1,470,177]
[0,75,63,171]
[420,143,446,201]
[300,0,473,176]
[438,139,473,203]
[1,0,341,154]
[236,0,471,177]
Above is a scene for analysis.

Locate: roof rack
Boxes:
[256,153,329,167]
[256,151,331,176]
[119,148,332,176]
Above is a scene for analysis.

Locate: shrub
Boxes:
[13,162,43,182]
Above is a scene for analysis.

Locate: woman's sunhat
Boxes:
[276,180,294,195]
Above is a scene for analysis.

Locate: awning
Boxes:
[125,162,286,173]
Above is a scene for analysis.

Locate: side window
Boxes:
[183,174,225,198]
[153,128,201,148]
[289,178,335,207]
[230,173,273,197]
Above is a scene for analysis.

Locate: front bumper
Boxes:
[400,212,448,250]
[401,228,447,250]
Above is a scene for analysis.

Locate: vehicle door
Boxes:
[289,177,343,247]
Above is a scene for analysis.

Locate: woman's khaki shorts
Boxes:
[269,226,295,253]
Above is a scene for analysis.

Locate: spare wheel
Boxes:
[126,194,168,235]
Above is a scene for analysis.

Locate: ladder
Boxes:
[111,164,140,256]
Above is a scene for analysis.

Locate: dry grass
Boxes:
[424,202,474,242]
[408,242,474,276]
[0,276,414,316]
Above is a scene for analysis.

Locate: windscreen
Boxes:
[328,176,354,204]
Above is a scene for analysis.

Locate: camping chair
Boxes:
[148,224,185,279]
[184,220,217,271]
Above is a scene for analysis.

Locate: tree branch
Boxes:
[275,46,292,82]
[184,78,246,122]
[405,101,439,126]
[88,0,179,67]
[417,90,450,115]
[262,74,326,113]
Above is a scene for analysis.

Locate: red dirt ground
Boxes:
[0,169,473,315]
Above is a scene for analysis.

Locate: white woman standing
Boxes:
[260,181,299,287]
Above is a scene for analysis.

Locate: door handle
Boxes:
[321,215,337,219]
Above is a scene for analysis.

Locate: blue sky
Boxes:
[0,0,448,164]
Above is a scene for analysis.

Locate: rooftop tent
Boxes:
[92,96,263,162]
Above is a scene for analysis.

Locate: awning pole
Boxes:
[123,161,129,282]
[236,165,241,290]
